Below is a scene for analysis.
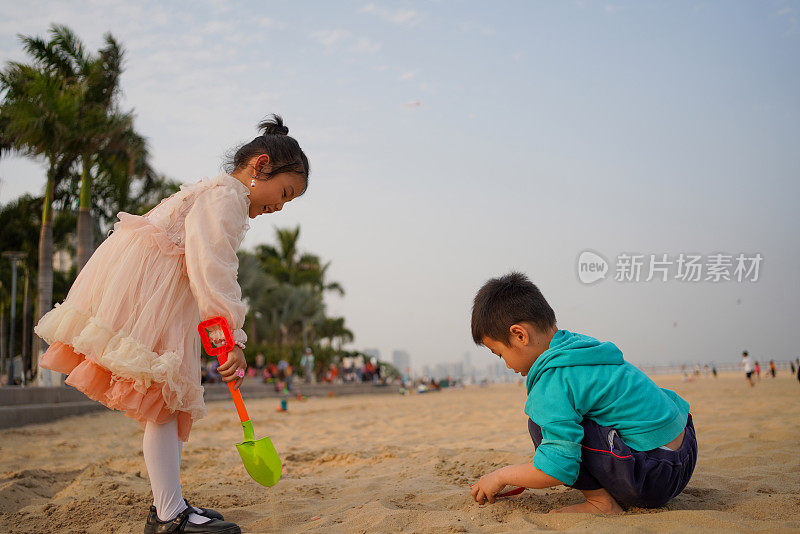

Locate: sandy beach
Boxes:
[1,373,799,533]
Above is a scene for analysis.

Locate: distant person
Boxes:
[469,272,696,513]
[323,363,339,383]
[365,357,378,382]
[742,351,755,387]
[711,362,718,378]
[300,347,315,383]
[285,363,295,393]
[769,360,776,379]
[791,360,796,375]
[754,360,761,380]
[206,358,220,384]
[277,359,289,392]
[355,354,365,382]
[377,360,387,383]
[255,352,266,374]
[267,362,278,381]
[342,355,354,382]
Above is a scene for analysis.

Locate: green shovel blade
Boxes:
[236,420,282,487]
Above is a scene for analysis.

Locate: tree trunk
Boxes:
[248,314,258,346]
[34,177,55,368]
[22,266,32,380]
[279,324,288,349]
[76,153,94,272]
[0,305,5,379]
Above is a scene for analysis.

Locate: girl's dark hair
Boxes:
[225,114,310,194]
[471,272,556,346]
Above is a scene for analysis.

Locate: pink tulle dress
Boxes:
[34,173,251,441]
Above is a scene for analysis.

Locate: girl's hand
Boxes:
[470,469,507,505]
[217,347,247,390]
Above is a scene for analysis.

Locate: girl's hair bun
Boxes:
[226,113,309,194]
[258,114,289,136]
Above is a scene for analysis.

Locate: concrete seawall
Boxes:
[0,381,399,430]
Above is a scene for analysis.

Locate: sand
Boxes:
[1,373,799,533]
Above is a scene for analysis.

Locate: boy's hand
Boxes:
[217,347,247,389]
[471,469,507,505]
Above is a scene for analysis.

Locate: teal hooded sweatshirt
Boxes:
[525,330,690,486]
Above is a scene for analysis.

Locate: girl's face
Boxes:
[246,155,307,219]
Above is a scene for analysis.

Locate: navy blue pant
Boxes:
[528,414,697,508]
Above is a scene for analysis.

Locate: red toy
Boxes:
[496,487,525,498]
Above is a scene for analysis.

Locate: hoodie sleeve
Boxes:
[524,369,585,486]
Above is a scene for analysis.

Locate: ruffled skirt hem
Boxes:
[41,342,194,441]
[34,301,205,423]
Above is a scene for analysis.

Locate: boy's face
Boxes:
[481,323,553,376]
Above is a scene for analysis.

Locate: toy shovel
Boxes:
[198,316,282,487]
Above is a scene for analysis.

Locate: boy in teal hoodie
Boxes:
[469,272,696,514]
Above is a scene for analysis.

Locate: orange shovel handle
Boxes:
[217,352,250,423]
[227,381,250,423]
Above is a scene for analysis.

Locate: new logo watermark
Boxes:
[577,251,762,284]
[577,250,609,284]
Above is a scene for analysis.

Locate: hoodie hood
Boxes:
[526,329,624,393]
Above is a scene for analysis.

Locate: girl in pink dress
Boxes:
[34,115,309,534]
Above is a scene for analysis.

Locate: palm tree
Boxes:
[74,36,129,269]
[0,195,41,376]
[18,25,129,271]
[252,227,347,350]
[300,255,345,297]
[1,25,159,365]
[256,226,345,297]
[236,227,351,369]
[236,251,279,346]
[94,127,178,219]
[0,58,82,358]
[318,317,354,353]
[75,110,134,269]
[273,284,326,348]
[0,112,11,156]
[256,226,300,284]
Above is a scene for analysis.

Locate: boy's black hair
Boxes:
[471,272,556,346]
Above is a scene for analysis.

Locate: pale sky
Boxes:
[1,1,798,372]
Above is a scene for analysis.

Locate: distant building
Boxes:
[487,361,516,382]
[392,350,411,376]
[449,361,464,379]
[434,363,448,380]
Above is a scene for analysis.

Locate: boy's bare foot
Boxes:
[549,488,624,515]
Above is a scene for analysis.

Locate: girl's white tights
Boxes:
[143,418,209,525]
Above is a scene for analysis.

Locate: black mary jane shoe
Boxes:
[184,499,224,520]
[144,506,241,534]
